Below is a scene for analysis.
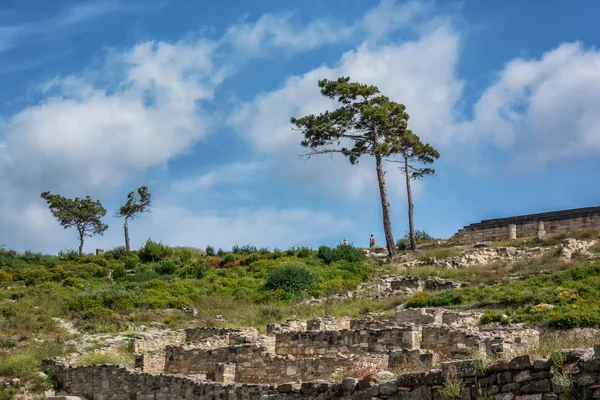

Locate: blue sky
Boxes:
[1,0,600,253]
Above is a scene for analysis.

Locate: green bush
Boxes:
[232,244,257,254]
[178,248,194,264]
[317,245,365,264]
[104,246,129,260]
[112,265,126,280]
[264,262,314,294]
[138,239,173,263]
[480,311,510,325]
[223,254,235,263]
[297,247,312,258]
[205,246,215,256]
[154,260,177,275]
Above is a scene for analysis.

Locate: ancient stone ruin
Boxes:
[42,306,597,400]
[450,206,600,244]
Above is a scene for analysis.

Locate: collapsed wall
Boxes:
[43,346,600,400]
[450,205,600,244]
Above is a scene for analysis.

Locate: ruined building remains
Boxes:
[450,206,600,244]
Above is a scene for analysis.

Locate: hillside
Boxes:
[1,232,600,398]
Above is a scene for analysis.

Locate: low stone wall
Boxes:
[266,319,307,334]
[450,206,600,244]
[130,330,186,375]
[421,325,540,359]
[396,308,482,326]
[306,317,351,331]
[163,344,388,384]
[43,345,600,400]
[275,326,422,356]
[185,327,258,343]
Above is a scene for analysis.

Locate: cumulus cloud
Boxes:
[0,36,228,252]
[230,25,462,200]
[457,42,600,168]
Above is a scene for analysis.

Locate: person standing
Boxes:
[369,234,375,249]
[343,238,349,246]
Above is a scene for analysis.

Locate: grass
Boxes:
[405,262,600,328]
[79,351,133,367]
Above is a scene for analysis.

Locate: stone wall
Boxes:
[163,344,389,384]
[43,345,600,400]
[275,326,422,356]
[450,206,600,244]
[185,327,258,343]
[130,330,186,375]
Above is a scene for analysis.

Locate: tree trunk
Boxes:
[375,152,397,258]
[124,218,130,252]
[404,156,416,251]
[78,230,84,256]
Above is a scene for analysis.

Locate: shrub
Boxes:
[154,260,178,275]
[216,248,225,256]
[480,311,509,325]
[297,247,312,258]
[264,262,314,294]
[138,239,173,263]
[0,270,13,281]
[178,248,194,264]
[222,254,235,264]
[317,245,365,264]
[246,253,259,264]
[232,244,257,254]
[1,353,38,378]
[205,246,215,256]
[104,246,129,260]
[112,265,126,280]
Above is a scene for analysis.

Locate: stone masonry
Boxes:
[450,205,600,244]
[43,345,600,400]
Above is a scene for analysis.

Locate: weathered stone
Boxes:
[514,370,533,382]
[501,383,521,392]
[521,379,551,394]
[396,372,425,387]
[584,359,600,372]
[508,355,534,370]
[522,394,543,400]
[277,384,293,393]
[425,369,444,386]
[533,359,552,371]
[341,378,358,393]
[441,359,477,377]
[378,381,398,396]
[497,372,512,385]
[594,344,600,360]
[494,393,515,400]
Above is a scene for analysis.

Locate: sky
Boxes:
[1,0,600,254]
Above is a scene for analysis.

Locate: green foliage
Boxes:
[40,191,108,254]
[222,254,236,264]
[117,186,151,220]
[154,260,178,275]
[104,246,129,260]
[178,248,194,264]
[480,311,510,325]
[264,262,314,294]
[406,262,600,328]
[232,244,257,254]
[138,239,173,263]
[296,247,312,258]
[317,245,366,264]
[205,246,215,256]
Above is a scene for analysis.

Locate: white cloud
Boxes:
[224,0,431,55]
[457,42,600,167]
[230,25,461,200]
[225,13,355,55]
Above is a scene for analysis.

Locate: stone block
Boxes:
[441,359,477,377]
[594,344,600,360]
[397,372,426,387]
[533,359,551,371]
[521,379,551,393]
[508,354,534,370]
